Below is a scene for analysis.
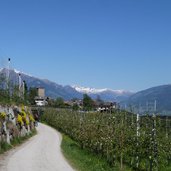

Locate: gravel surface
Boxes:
[0,123,75,171]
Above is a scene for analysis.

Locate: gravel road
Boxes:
[0,123,75,171]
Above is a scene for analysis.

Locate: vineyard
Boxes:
[42,109,171,171]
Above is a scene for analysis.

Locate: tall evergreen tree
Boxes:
[83,94,94,111]
[28,87,38,105]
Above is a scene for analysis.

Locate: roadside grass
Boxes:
[0,129,37,154]
[61,134,131,171]
[163,165,171,171]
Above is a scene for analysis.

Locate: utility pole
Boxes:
[6,58,11,90]
[152,113,158,171]
[150,100,158,171]
[22,80,25,100]
[154,100,157,113]
[136,113,140,169]
[18,73,22,98]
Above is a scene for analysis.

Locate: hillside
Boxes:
[123,85,171,114]
[0,68,132,101]
[0,68,82,100]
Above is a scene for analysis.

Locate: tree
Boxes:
[72,103,79,111]
[55,97,65,108]
[83,94,94,111]
[11,85,21,104]
[28,87,38,105]
[0,74,10,103]
[23,80,28,103]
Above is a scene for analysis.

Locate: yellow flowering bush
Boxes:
[26,118,29,125]
[0,112,6,119]
[21,111,27,123]
[21,104,25,111]
[17,114,24,126]
[21,108,32,126]
[29,113,35,122]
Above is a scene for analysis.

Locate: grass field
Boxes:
[61,134,131,171]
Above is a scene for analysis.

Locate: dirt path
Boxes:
[0,123,75,171]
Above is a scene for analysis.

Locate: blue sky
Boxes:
[0,0,171,91]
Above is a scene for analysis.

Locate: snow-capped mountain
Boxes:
[13,69,33,77]
[73,85,108,94]
[72,85,134,102]
[73,85,130,95]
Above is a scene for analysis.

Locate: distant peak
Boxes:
[72,85,131,95]
[72,85,108,94]
[14,69,21,74]
[13,68,33,77]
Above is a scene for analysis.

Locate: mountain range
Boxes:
[0,68,132,102]
[1,68,171,114]
[73,85,133,102]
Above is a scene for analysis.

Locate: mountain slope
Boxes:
[123,85,171,114]
[0,68,132,101]
[0,68,82,100]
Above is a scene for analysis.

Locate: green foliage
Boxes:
[23,80,28,102]
[11,85,21,103]
[83,94,94,111]
[55,97,65,108]
[42,109,171,171]
[0,74,31,105]
[0,141,11,153]
[61,134,126,171]
[46,98,55,107]
[28,87,38,105]
[72,103,79,111]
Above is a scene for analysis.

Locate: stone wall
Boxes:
[0,105,36,144]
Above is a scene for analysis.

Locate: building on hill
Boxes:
[96,102,118,112]
[37,87,45,98]
[35,87,47,106]
[65,99,83,109]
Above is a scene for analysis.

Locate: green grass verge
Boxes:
[61,134,131,171]
[162,166,171,171]
[0,129,37,154]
